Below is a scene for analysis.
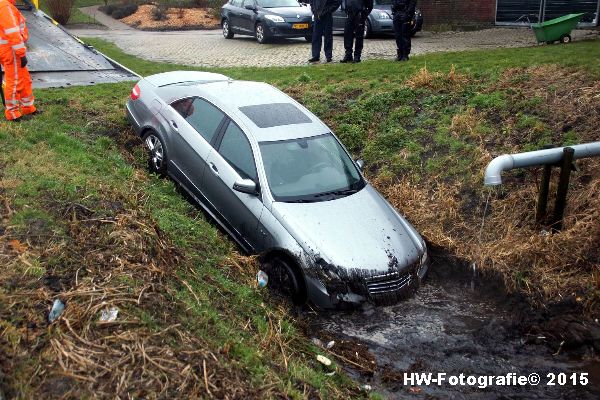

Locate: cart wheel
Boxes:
[560,35,571,44]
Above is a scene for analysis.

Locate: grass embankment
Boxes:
[90,37,600,311]
[0,37,599,397]
[0,73,361,398]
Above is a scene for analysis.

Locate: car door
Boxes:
[239,0,258,33]
[203,119,265,252]
[332,6,347,30]
[163,97,226,200]
[227,0,243,32]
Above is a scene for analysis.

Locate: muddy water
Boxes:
[312,259,600,399]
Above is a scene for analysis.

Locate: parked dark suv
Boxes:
[221,0,313,44]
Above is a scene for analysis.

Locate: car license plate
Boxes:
[292,23,309,29]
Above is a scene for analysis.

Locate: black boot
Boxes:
[340,53,353,63]
[396,49,402,61]
[353,53,361,63]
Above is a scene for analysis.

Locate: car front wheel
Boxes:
[143,131,167,176]
[222,18,234,39]
[263,257,306,305]
[255,22,268,44]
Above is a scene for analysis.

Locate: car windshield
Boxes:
[375,0,393,5]
[257,0,300,8]
[259,133,365,202]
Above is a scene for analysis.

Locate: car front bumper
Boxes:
[265,21,312,38]
[305,255,428,309]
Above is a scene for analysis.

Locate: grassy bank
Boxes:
[0,83,362,398]
[89,38,600,313]
[1,37,599,397]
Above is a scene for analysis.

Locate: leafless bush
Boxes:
[46,0,76,25]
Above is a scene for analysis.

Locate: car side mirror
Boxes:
[233,179,259,195]
[244,4,256,11]
[355,159,365,170]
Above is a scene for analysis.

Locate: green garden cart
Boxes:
[531,13,586,44]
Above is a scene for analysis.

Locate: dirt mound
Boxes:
[121,5,220,30]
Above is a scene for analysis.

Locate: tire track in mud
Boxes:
[311,256,600,399]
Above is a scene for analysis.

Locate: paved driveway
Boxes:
[69,7,599,68]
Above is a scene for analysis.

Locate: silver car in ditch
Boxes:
[126,71,430,308]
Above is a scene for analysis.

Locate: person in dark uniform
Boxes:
[309,0,342,63]
[391,0,416,61]
[340,0,373,63]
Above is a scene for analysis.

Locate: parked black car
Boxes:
[332,0,423,38]
[221,0,313,44]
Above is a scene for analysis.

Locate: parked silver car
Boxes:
[126,71,429,308]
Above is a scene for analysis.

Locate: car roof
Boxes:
[156,79,330,143]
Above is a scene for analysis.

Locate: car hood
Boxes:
[271,184,424,277]
[260,6,313,17]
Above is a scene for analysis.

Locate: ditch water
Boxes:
[311,256,600,399]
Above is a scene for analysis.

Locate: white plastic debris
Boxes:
[256,270,268,288]
[99,307,119,322]
[316,354,332,366]
[360,384,372,392]
[48,299,64,323]
[326,340,335,349]
[325,371,336,376]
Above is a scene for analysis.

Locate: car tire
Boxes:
[304,35,312,42]
[264,257,307,305]
[364,20,372,39]
[143,131,167,176]
[222,18,234,39]
[255,22,268,44]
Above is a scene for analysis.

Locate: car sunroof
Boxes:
[239,103,312,128]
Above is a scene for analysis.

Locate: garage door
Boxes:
[496,0,599,25]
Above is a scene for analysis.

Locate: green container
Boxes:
[531,13,585,44]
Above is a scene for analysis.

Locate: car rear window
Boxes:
[239,102,312,129]
[172,97,225,143]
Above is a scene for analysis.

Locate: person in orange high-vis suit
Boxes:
[0,0,36,121]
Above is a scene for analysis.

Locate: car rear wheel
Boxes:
[264,257,306,305]
[222,18,234,39]
[143,131,167,176]
[255,22,268,44]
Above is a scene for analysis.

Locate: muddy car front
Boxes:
[272,184,430,308]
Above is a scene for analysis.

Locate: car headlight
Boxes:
[378,12,391,19]
[311,14,314,21]
[265,15,285,23]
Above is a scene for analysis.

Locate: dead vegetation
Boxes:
[372,64,600,314]
[0,163,347,398]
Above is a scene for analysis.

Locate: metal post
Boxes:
[551,147,575,231]
[536,164,552,223]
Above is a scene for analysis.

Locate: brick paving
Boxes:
[71,6,599,68]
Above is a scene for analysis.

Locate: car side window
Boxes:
[242,0,254,8]
[171,97,225,144]
[232,0,242,6]
[218,121,257,181]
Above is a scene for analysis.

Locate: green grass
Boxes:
[1,33,599,397]
[38,0,104,25]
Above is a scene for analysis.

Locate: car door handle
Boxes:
[209,162,219,175]
[169,120,178,131]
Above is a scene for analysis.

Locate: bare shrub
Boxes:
[46,0,76,25]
